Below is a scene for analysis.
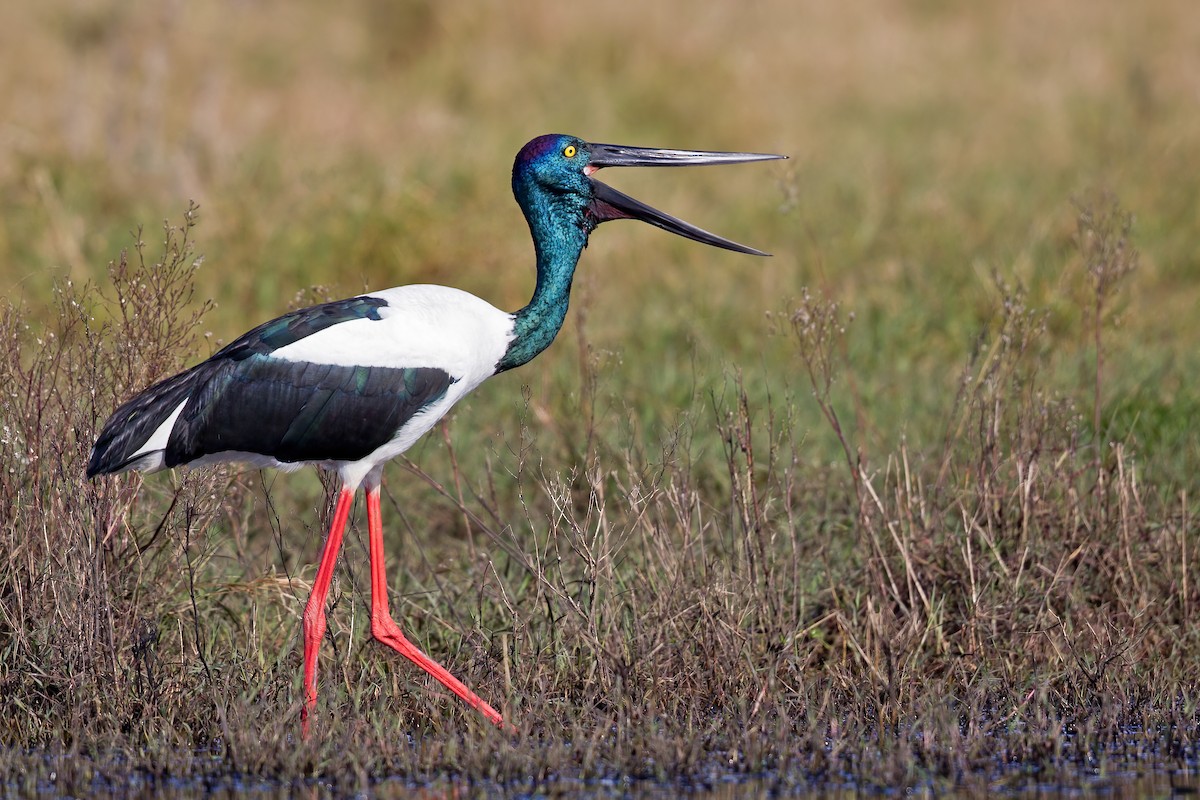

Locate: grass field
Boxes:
[2,0,1199,795]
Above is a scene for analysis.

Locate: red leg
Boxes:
[300,485,354,732]
[365,485,507,728]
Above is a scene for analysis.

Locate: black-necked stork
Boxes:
[87,134,784,730]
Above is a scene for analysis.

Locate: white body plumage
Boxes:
[100,284,517,490]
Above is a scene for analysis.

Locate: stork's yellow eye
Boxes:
[563,145,577,158]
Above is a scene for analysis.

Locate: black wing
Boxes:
[165,356,452,466]
[88,295,455,475]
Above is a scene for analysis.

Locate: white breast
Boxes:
[272,285,513,380]
[270,284,517,486]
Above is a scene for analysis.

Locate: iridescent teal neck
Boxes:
[496,181,591,373]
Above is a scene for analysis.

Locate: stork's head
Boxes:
[512,134,785,256]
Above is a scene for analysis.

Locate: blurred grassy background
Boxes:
[2,0,1197,482]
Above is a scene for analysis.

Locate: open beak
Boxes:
[585,143,786,256]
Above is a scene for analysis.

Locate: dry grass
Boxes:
[1,0,1199,795]
[1,196,1196,794]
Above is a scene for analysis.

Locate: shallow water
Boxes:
[13,761,1199,799]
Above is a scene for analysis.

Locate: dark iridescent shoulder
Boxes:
[213,295,388,361]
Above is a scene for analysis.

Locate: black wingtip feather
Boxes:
[87,368,204,477]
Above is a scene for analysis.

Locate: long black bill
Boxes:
[586,143,786,256]
[589,143,786,169]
